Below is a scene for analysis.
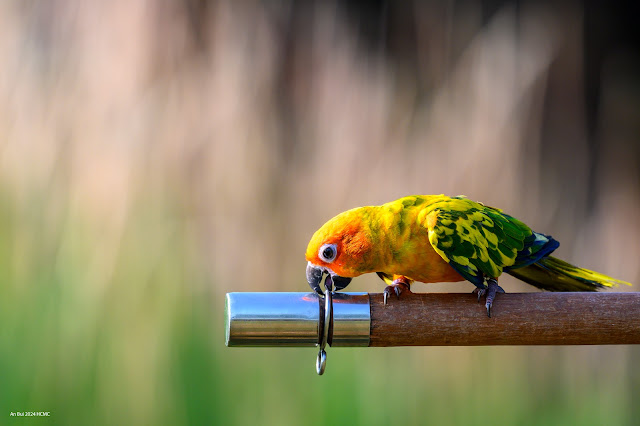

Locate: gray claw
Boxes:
[472,288,485,302]
[484,278,502,317]
[474,278,504,318]
[383,286,395,305]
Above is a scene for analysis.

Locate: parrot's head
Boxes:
[305,207,374,295]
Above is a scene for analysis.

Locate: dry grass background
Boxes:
[1,1,639,424]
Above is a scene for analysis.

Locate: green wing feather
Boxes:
[423,196,532,287]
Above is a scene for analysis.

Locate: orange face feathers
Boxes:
[305,208,374,278]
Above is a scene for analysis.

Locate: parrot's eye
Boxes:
[319,244,337,263]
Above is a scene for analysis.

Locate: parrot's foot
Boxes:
[383,277,412,305]
[472,278,505,318]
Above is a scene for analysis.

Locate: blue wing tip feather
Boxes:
[506,232,559,271]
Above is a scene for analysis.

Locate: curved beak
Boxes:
[306,262,325,295]
[306,262,352,294]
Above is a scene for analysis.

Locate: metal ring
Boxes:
[316,349,326,375]
[321,288,331,351]
[316,282,332,375]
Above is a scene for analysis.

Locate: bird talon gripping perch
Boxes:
[383,276,413,305]
[477,278,505,317]
[305,195,631,316]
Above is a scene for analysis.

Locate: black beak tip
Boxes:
[306,263,324,295]
[306,263,352,294]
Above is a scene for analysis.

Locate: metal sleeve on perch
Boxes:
[225,292,370,347]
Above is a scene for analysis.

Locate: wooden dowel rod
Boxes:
[369,292,640,346]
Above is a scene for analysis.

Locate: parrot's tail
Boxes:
[506,256,632,292]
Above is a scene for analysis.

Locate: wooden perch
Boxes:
[369,292,640,346]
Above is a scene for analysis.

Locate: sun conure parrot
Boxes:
[305,195,631,317]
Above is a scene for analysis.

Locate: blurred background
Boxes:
[1,0,639,424]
